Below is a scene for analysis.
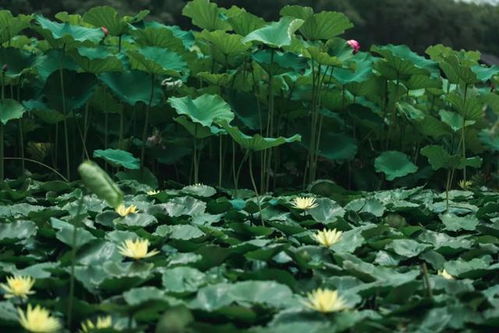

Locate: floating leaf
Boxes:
[375,151,418,181]
[242,17,304,48]
[93,149,140,170]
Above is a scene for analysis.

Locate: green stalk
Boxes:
[461,84,469,181]
[421,263,433,298]
[193,124,199,184]
[119,107,124,149]
[140,74,155,170]
[81,102,90,160]
[218,135,223,187]
[59,46,71,180]
[18,119,25,174]
[67,193,84,328]
[248,152,264,226]
[0,71,4,181]
[263,49,275,193]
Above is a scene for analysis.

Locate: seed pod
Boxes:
[78,160,123,208]
[1,64,7,72]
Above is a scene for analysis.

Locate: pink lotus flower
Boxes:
[346,40,360,54]
[101,26,109,36]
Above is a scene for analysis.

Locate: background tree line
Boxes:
[1,0,498,56]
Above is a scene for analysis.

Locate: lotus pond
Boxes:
[0,0,498,332]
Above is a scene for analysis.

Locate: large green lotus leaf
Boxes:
[90,86,123,114]
[174,116,224,139]
[0,47,35,78]
[314,132,357,161]
[162,266,206,294]
[438,110,475,132]
[99,261,154,293]
[375,151,418,181]
[77,240,121,265]
[116,168,158,188]
[0,203,45,218]
[169,94,234,127]
[83,6,128,35]
[196,30,250,55]
[440,213,479,232]
[93,149,140,170]
[99,70,163,106]
[309,198,345,223]
[123,287,172,306]
[444,257,490,279]
[43,70,97,111]
[50,218,96,248]
[472,65,499,82]
[226,7,266,36]
[345,198,385,217]
[446,92,484,121]
[333,53,374,85]
[242,17,304,48]
[252,49,308,73]
[0,99,26,125]
[190,280,294,311]
[128,46,187,76]
[223,124,301,152]
[54,12,88,25]
[33,49,79,82]
[386,239,431,258]
[305,46,341,66]
[132,26,185,52]
[72,46,123,73]
[0,301,18,323]
[279,5,314,19]
[116,213,158,228]
[0,220,37,243]
[182,0,231,31]
[299,11,352,40]
[0,11,32,43]
[405,74,442,90]
[157,196,206,217]
[35,15,104,47]
[372,44,438,78]
[331,228,365,254]
[440,55,478,85]
[341,256,420,286]
[479,129,499,152]
[421,145,482,170]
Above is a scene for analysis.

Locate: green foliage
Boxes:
[0,178,498,331]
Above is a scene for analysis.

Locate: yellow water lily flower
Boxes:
[147,190,160,195]
[118,238,159,260]
[303,288,349,313]
[458,180,473,190]
[80,316,112,333]
[438,269,455,280]
[313,229,343,248]
[18,305,61,333]
[115,204,138,217]
[1,276,35,299]
[291,197,318,210]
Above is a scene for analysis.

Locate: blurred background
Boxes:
[1,0,499,60]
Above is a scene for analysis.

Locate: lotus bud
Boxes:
[1,64,7,72]
[346,40,360,54]
[78,160,123,208]
[101,26,109,36]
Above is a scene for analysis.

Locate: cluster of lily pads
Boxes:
[0,168,498,332]
[0,0,497,193]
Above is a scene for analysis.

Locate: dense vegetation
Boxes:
[0,0,498,332]
[3,0,499,56]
